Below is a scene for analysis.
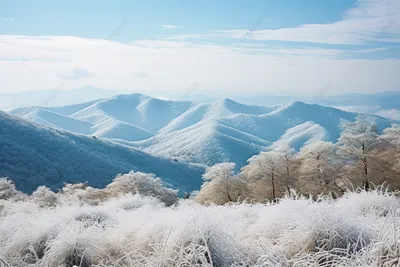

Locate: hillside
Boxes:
[0,111,204,193]
[9,94,396,169]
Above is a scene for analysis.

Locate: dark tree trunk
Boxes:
[272,172,276,201]
[363,158,370,191]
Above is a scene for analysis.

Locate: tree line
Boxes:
[195,117,400,204]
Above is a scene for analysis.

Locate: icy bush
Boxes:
[31,186,59,208]
[0,177,23,200]
[1,188,400,266]
[107,171,179,206]
[56,171,179,207]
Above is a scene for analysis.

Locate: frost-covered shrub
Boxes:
[107,171,178,206]
[31,186,59,207]
[3,175,400,266]
[77,186,111,206]
[60,183,110,205]
[0,177,23,200]
[61,182,88,194]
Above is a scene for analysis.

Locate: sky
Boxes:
[0,0,399,97]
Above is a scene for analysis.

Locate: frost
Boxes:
[1,188,400,266]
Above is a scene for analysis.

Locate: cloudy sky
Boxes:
[0,0,399,97]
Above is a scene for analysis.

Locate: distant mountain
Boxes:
[313,91,400,110]
[0,86,124,110]
[227,91,400,120]
[0,111,204,193]
[9,94,396,170]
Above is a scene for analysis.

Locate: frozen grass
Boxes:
[1,190,400,266]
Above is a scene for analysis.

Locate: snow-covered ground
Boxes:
[1,189,400,266]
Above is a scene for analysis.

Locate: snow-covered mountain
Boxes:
[0,111,204,193]
[9,94,395,169]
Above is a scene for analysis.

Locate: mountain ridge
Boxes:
[8,93,396,169]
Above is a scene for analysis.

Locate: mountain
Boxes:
[9,94,396,170]
[0,111,204,193]
[0,86,124,110]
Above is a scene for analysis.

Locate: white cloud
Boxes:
[0,35,399,97]
[376,109,400,120]
[165,0,400,45]
[0,18,16,21]
[162,24,180,29]
[58,68,95,80]
[132,71,148,79]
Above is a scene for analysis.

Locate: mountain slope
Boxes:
[270,121,330,150]
[136,119,270,168]
[159,98,276,134]
[0,111,204,193]
[70,94,193,134]
[8,95,396,170]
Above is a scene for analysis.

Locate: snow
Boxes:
[271,121,330,150]
[23,108,93,134]
[8,94,396,170]
[139,120,270,168]
[92,119,153,141]
[0,111,204,193]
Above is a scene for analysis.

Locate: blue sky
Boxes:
[0,0,399,96]
[1,1,351,37]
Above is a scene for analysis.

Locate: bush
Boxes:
[107,171,178,206]
[0,177,23,200]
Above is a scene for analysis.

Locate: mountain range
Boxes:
[2,88,399,121]
[9,94,396,171]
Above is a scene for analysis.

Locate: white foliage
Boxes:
[0,177,23,200]
[196,162,249,204]
[337,116,379,159]
[297,140,335,177]
[1,189,400,266]
[202,162,236,182]
[107,171,179,206]
[380,123,400,153]
[31,186,59,207]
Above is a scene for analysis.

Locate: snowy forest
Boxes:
[1,117,400,266]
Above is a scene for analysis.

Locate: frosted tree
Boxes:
[196,162,248,204]
[297,141,338,195]
[246,151,283,200]
[275,146,298,195]
[337,116,379,190]
[240,147,298,201]
[379,123,400,173]
[380,124,400,153]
